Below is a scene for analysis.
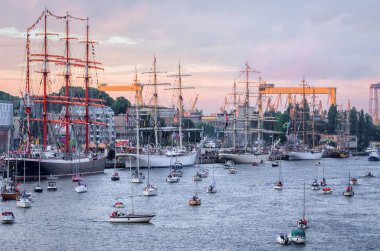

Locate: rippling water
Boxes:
[1,157,379,250]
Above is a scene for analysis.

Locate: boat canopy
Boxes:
[290,229,305,237]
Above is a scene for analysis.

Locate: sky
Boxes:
[0,0,379,114]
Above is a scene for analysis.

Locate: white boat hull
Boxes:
[75,185,87,193]
[288,151,322,160]
[119,151,198,168]
[143,188,157,196]
[219,153,268,164]
[1,216,14,224]
[109,215,155,223]
[290,236,306,244]
[16,198,32,208]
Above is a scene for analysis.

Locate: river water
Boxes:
[1,157,379,250]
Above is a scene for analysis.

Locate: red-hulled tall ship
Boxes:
[5,9,107,180]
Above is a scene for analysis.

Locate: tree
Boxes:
[111,97,131,115]
[327,105,338,134]
[349,107,358,135]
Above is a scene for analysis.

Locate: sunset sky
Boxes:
[0,0,379,114]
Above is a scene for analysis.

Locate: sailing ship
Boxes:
[189,178,201,206]
[343,172,354,197]
[273,160,283,190]
[16,158,32,208]
[219,63,272,164]
[1,153,18,200]
[297,183,308,229]
[6,9,107,179]
[34,158,43,192]
[206,164,217,193]
[109,171,155,223]
[143,151,157,196]
[287,78,322,160]
[117,61,198,168]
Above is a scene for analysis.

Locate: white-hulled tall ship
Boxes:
[219,63,276,164]
[117,61,198,168]
[286,78,322,161]
[5,9,107,179]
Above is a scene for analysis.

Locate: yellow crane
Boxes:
[260,86,336,106]
[190,94,199,112]
[98,75,144,106]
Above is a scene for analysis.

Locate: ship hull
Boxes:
[6,157,106,180]
[287,151,323,160]
[218,153,269,164]
[118,151,198,168]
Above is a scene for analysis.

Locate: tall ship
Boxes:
[219,62,277,164]
[286,78,323,160]
[117,60,198,168]
[5,9,107,179]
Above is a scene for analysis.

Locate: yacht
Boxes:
[109,211,155,223]
[1,212,15,224]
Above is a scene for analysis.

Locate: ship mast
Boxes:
[64,12,71,153]
[134,70,140,174]
[301,77,307,149]
[233,80,237,150]
[25,33,31,154]
[167,63,193,149]
[42,8,49,150]
[84,18,90,153]
[239,62,259,151]
[142,56,169,148]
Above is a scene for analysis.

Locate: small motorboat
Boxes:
[188,195,201,206]
[343,186,354,197]
[143,184,158,196]
[109,211,155,223]
[228,167,237,174]
[47,181,57,191]
[166,175,180,183]
[34,184,43,193]
[322,187,333,194]
[75,180,87,193]
[193,173,202,181]
[274,180,283,190]
[72,174,82,182]
[272,160,279,167]
[1,212,15,224]
[310,180,320,190]
[315,161,321,166]
[297,217,308,229]
[199,169,209,178]
[224,160,234,169]
[350,178,358,185]
[276,234,290,245]
[289,228,306,244]
[16,193,32,208]
[365,171,375,177]
[354,156,359,160]
[111,172,120,181]
[114,202,125,208]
